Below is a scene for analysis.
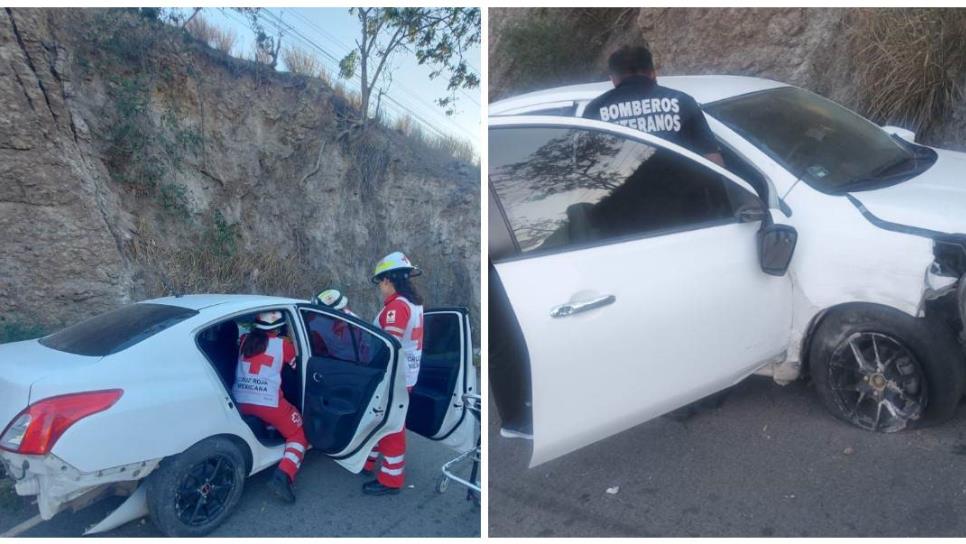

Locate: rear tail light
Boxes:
[0,390,123,455]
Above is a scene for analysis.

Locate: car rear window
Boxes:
[39,303,199,356]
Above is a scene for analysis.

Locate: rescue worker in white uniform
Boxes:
[362,252,425,495]
[232,311,307,503]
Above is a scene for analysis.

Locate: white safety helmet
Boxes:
[316,288,348,311]
[370,251,422,284]
[253,311,286,330]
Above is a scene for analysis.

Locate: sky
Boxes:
[182,7,482,156]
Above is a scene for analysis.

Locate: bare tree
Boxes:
[338,7,480,128]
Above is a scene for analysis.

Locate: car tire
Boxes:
[809,304,964,432]
[145,436,247,537]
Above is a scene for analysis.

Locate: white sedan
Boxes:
[0,294,477,536]
[488,75,966,467]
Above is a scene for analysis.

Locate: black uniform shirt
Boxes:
[582,75,720,156]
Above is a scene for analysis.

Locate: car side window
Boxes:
[489,126,750,255]
[300,310,389,371]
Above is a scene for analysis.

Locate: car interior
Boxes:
[196,310,302,447]
[406,311,465,437]
[487,263,534,433]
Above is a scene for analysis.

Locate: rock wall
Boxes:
[490,7,966,152]
[0,8,480,336]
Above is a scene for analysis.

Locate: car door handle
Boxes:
[550,295,616,318]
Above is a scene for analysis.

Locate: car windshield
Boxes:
[39,303,199,356]
[704,86,936,194]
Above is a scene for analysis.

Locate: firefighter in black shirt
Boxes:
[583,45,725,167]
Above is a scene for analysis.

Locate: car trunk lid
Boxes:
[0,339,103,434]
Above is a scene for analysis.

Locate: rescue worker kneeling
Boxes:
[232,311,308,503]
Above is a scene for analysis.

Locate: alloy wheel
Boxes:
[174,455,238,527]
[827,331,927,432]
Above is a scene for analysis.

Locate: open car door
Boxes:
[489,117,793,467]
[294,304,408,472]
[406,307,478,452]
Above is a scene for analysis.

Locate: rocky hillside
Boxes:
[490,8,966,151]
[0,8,480,338]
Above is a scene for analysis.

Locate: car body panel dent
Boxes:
[0,449,160,520]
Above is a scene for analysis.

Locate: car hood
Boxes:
[0,339,102,435]
[849,147,966,235]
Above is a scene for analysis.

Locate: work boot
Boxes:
[268,469,296,503]
[360,467,374,478]
[362,479,400,496]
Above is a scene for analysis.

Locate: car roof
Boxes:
[489,75,789,115]
[144,294,305,313]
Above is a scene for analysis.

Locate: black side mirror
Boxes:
[758,224,798,276]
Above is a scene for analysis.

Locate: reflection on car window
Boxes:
[300,311,388,370]
[489,126,745,254]
[40,303,198,356]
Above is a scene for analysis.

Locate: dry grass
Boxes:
[250,45,275,66]
[395,115,477,164]
[848,8,966,134]
[130,217,326,300]
[282,46,329,83]
[186,14,236,55]
[334,81,364,111]
[211,27,237,55]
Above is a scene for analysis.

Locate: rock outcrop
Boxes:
[0,8,480,336]
[490,8,966,152]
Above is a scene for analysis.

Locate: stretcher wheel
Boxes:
[435,473,449,494]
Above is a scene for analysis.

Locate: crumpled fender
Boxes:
[84,484,148,535]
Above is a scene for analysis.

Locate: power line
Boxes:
[261,11,459,141]
[281,9,479,123]
[214,7,477,144]
[261,8,477,141]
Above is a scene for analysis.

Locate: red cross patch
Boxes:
[386,310,397,324]
[291,412,302,426]
[246,353,273,374]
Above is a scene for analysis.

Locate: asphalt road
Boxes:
[0,433,479,537]
[489,375,966,537]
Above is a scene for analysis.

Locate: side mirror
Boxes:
[758,224,798,276]
[882,125,916,143]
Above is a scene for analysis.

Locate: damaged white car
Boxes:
[488,75,966,467]
[0,295,476,536]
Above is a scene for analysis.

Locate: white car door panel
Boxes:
[495,222,791,466]
[407,308,478,452]
[296,306,408,472]
[489,117,793,466]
